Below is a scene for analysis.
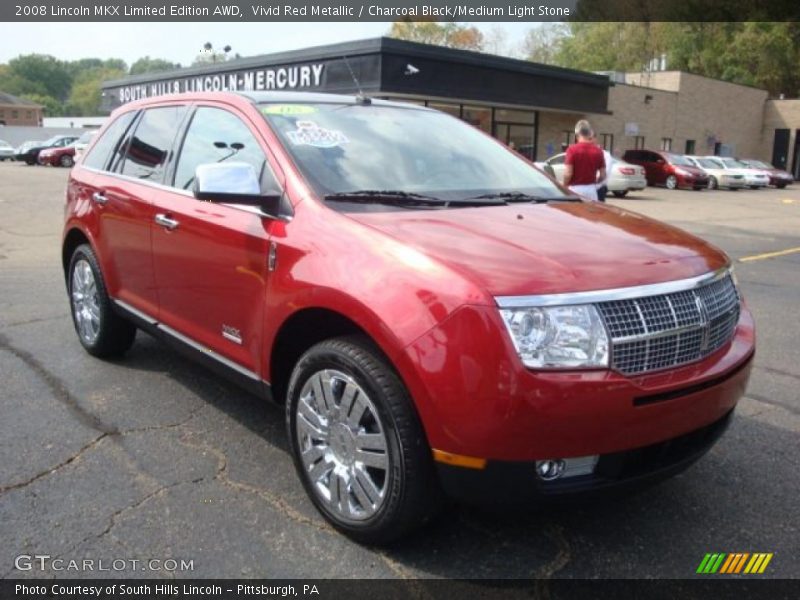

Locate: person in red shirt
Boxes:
[563,120,606,201]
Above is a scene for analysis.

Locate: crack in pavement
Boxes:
[177,433,330,533]
[755,364,800,384]
[533,524,571,600]
[745,393,800,416]
[0,332,118,435]
[5,314,67,328]
[0,433,110,494]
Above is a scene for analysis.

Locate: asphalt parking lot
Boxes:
[1,161,798,581]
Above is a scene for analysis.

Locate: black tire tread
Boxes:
[68,244,136,358]
[286,335,443,544]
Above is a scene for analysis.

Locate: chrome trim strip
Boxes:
[112,299,261,382]
[114,298,157,325]
[494,267,731,308]
[80,165,291,221]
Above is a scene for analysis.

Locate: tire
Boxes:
[25,158,35,166]
[60,154,74,168]
[68,244,136,358]
[693,186,703,191]
[612,190,628,198]
[665,175,678,189]
[707,176,718,190]
[750,186,759,190]
[776,183,787,189]
[287,335,442,544]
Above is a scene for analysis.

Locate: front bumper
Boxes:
[398,304,754,463]
[677,174,709,188]
[437,407,734,503]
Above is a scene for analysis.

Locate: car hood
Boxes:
[350,202,728,298]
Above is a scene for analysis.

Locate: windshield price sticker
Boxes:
[262,104,318,115]
[287,121,349,148]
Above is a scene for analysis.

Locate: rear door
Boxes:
[150,103,284,375]
[90,105,189,317]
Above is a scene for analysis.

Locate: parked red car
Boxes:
[63,93,754,542]
[739,159,793,188]
[623,149,710,190]
[38,143,77,167]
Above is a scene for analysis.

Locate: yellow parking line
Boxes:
[739,247,800,263]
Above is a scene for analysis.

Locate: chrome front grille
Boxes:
[596,274,740,375]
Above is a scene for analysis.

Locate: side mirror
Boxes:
[193,162,282,217]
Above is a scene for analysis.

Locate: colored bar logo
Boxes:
[696,553,773,574]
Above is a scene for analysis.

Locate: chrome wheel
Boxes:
[71,259,100,345]
[295,369,389,521]
[666,175,678,189]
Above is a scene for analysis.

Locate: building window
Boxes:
[562,130,575,148]
[462,105,492,134]
[685,140,695,154]
[601,133,614,153]
[633,136,646,150]
[426,102,461,119]
[11,110,18,119]
[661,138,672,151]
[26,110,32,119]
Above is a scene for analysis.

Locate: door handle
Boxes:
[92,192,108,205]
[155,214,179,230]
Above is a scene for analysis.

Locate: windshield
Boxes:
[720,158,746,168]
[77,131,95,144]
[696,158,720,169]
[43,136,63,146]
[0,140,10,147]
[749,160,771,169]
[260,102,566,210]
[665,153,693,167]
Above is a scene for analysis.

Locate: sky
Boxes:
[0,22,537,66]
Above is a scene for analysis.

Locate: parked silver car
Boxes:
[0,139,14,161]
[536,153,647,197]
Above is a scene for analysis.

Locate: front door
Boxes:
[772,129,790,170]
[151,105,282,374]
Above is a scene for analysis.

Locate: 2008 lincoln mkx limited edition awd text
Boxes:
[62,92,755,543]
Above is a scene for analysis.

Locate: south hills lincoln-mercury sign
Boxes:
[114,63,326,103]
[102,38,610,114]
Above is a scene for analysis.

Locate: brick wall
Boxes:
[0,104,43,127]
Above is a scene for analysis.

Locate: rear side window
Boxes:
[82,111,136,171]
[173,106,277,192]
[120,106,187,182]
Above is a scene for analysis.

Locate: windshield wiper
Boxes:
[324,190,506,209]
[467,192,582,203]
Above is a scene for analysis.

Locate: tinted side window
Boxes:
[82,111,136,171]
[120,106,186,182]
[173,107,276,192]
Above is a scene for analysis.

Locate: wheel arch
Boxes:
[62,227,92,280]
[268,307,384,406]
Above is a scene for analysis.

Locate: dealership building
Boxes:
[101,37,800,178]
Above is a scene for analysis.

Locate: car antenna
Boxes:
[342,55,371,105]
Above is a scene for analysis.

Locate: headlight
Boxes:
[499,305,609,369]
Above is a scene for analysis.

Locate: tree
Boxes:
[545,22,800,98]
[20,93,63,117]
[388,21,484,51]
[67,66,126,115]
[521,24,569,64]
[130,56,181,76]
[7,54,73,101]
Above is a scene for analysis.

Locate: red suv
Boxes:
[63,93,754,543]
[623,149,710,190]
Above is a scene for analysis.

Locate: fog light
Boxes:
[536,455,599,481]
[536,459,565,480]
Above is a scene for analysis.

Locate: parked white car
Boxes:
[536,153,647,197]
[0,139,14,161]
[711,157,770,189]
[685,156,748,190]
[72,130,98,162]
